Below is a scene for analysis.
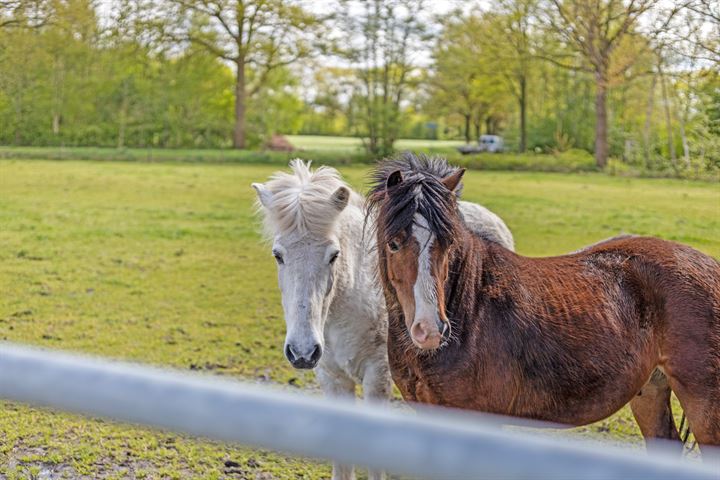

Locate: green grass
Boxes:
[452,148,598,173]
[0,160,718,478]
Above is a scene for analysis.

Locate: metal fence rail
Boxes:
[0,343,715,480]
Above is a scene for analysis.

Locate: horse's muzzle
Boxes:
[410,317,449,350]
[285,343,322,369]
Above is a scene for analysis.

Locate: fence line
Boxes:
[0,343,715,480]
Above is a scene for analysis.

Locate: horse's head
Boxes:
[253,160,352,369]
[369,154,465,351]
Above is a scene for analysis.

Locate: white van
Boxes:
[457,135,504,154]
[479,135,504,152]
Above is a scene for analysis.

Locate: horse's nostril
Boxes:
[309,343,322,363]
[285,343,321,369]
[436,318,450,340]
[284,344,296,363]
[441,322,451,340]
[411,322,429,343]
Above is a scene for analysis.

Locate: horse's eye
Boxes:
[388,240,401,253]
[273,252,284,265]
[329,251,339,264]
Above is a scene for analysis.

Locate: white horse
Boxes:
[252,160,513,480]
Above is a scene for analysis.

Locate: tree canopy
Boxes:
[0,0,717,174]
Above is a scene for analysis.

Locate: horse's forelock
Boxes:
[257,159,354,239]
[369,154,461,249]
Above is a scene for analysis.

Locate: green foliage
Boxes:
[449,149,597,173]
[426,13,514,144]
[163,0,326,148]
[3,140,717,180]
[246,67,306,146]
[0,0,314,149]
[335,0,429,156]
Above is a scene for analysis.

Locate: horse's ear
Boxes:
[251,183,273,208]
[331,186,350,212]
[440,168,465,192]
[386,170,403,189]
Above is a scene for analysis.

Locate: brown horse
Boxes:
[367,153,720,458]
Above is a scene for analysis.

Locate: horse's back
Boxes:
[583,236,720,358]
[581,235,720,288]
[458,200,514,251]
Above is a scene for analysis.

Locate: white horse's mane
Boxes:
[257,159,360,239]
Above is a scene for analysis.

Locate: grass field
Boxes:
[284,135,464,152]
[0,159,718,478]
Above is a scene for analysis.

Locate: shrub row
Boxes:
[1,146,716,181]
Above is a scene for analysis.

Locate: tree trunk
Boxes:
[594,71,609,168]
[519,74,527,152]
[14,96,21,145]
[474,117,481,140]
[678,113,690,169]
[52,56,63,140]
[52,114,60,136]
[658,65,678,174]
[118,79,128,149]
[233,59,246,149]
[464,114,471,143]
[676,78,691,169]
[642,74,657,169]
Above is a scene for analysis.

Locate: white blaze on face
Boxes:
[412,214,439,323]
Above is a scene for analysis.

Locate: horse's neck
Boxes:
[334,204,376,292]
[325,205,381,335]
[451,226,489,274]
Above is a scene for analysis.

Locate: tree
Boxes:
[543,0,658,167]
[0,0,50,29]
[163,0,323,149]
[299,67,355,136]
[485,0,536,152]
[247,65,305,142]
[644,1,720,174]
[428,14,511,145]
[337,0,428,156]
[655,0,719,65]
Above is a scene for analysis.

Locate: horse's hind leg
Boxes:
[630,369,681,452]
[664,371,720,465]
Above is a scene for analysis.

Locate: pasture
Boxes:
[0,159,718,478]
[284,135,464,153]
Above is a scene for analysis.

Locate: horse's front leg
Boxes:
[362,357,392,480]
[317,367,357,480]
